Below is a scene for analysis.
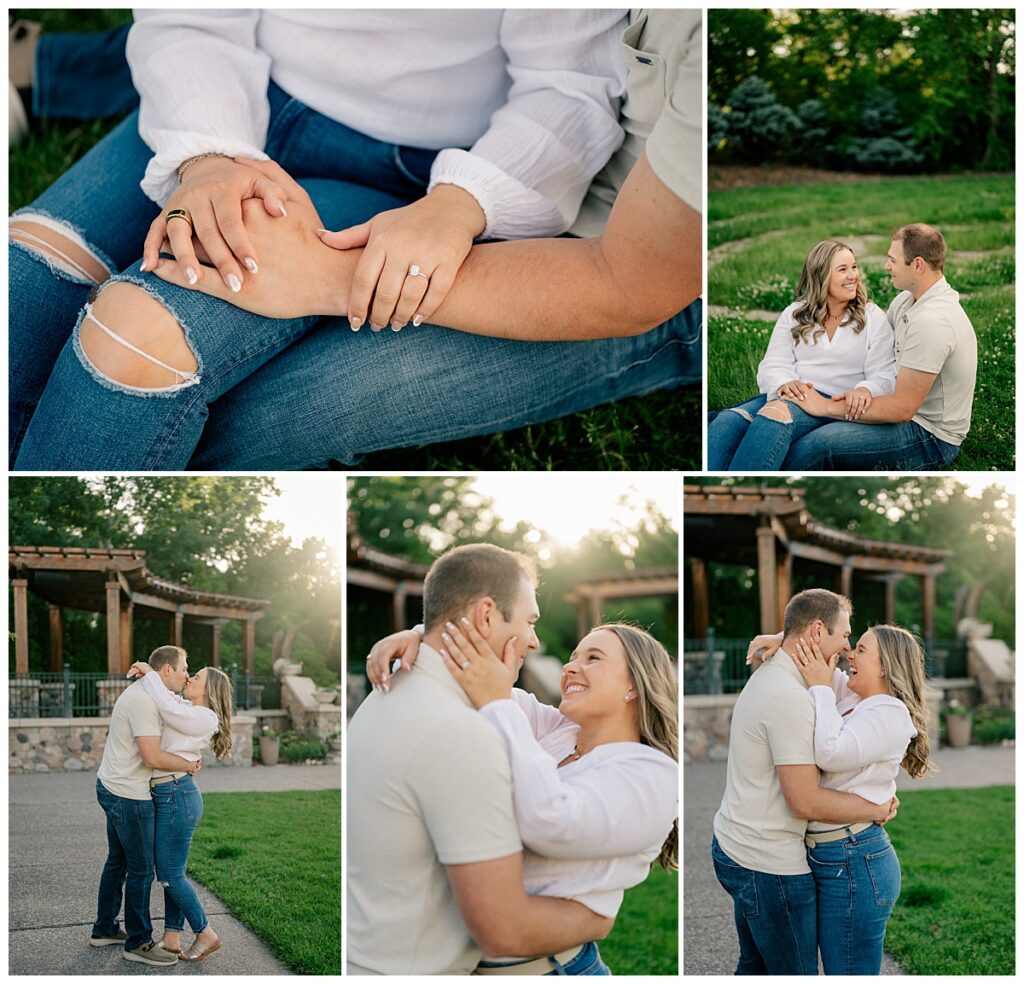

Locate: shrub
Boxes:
[721,76,799,161]
[972,702,1015,744]
[282,741,327,762]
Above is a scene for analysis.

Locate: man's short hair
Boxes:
[149,645,186,672]
[423,544,537,631]
[892,223,946,271]
[783,589,852,636]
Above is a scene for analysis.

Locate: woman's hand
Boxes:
[320,184,485,332]
[127,660,152,679]
[789,638,837,688]
[777,379,812,402]
[746,633,782,666]
[840,386,873,420]
[142,155,292,294]
[439,617,517,709]
[366,629,423,694]
[878,794,899,825]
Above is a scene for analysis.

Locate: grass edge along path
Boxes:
[884,785,1014,976]
[187,789,341,975]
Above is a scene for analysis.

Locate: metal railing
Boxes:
[683,633,967,695]
[8,668,281,718]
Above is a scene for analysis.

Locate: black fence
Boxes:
[8,668,281,718]
[683,632,967,695]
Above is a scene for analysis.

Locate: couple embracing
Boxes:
[712,589,934,975]
[91,645,232,965]
[710,223,977,470]
[347,543,679,975]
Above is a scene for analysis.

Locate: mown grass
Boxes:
[600,864,678,974]
[884,785,1014,975]
[708,173,1015,470]
[187,790,340,975]
[9,8,697,471]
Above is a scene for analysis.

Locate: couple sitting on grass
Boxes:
[709,223,977,471]
[91,645,231,965]
[347,543,678,975]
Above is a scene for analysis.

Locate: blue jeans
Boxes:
[711,837,817,975]
[707,393,834,471]
[808,823,901,975]
[94,778,155,952]
[34,23,137,120]
[11,82,701,470]
[152,775,207,935]
[782,419,960,470]
[547,941,611,975]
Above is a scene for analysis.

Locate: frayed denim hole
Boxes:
[10,206,119,275]
[10,237,96,287]
[728,407,753,423]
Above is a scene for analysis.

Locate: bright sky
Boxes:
[472,473,679,547]
[262,475,344,560]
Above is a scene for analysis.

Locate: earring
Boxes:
[624,690,634,702]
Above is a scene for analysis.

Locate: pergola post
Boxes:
[392,582,408,633]
[120,601,134,673]
[106,579,121,675]
[211,623,222,668]
[884,577,898,624]
[13,579,30,675]
[243,616,256,674]
[690,557,709,638]
[921,571,936,640]
[588,591,602,632]
[839,558,854,600]
[173,611,184,648]
[775,551,792,628]
[49,605,64,672]
[756,524,778,634]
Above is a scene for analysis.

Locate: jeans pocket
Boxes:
[184,788,204,825]
[864,846,901,908]
[713,845,759,917]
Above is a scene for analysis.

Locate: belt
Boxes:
[805,821,873,847]
[474,945,584,975]
[150,772,188,787]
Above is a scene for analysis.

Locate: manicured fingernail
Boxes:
[446,622,456,631]
[139,259,149,272]
[244,257,259,274]
[372,683,380,693]
[442,632,451,643]
[391,321,404,332]
[316,228,327,236]
[382,681,389,693]
[440,648,449,659]
[349,316,362,332]
[227,273,242,293]
[412,315,423,327]
[381,674,389,686]
[186,267,198,285]
[276,203,287,218]
[461,618,470,625]
[370,323,385,332]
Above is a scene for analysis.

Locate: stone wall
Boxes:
[281,676,342,740]
[10,714,255,774]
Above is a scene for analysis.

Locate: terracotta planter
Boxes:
[259,736,280,766]
[946,714,972,747]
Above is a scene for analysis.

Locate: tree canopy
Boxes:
[709,9,1015,172]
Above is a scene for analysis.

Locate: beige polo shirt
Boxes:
[570,8,702,236]
[96,679,162,800]
[713,653,816,876]
[346,644,522,976]
[888,276,977,446]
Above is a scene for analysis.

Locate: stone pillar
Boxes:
[13,579,30,675]
[756,524,777,634]
[49,605,64,672]
[690,557,709,638]
[120,601,134,673]
[211,624,222,668]
[106,580,121,674]
[243,617,256,674]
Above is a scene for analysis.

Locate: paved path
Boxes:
[9,765,340,976]
[684,745,1014,975]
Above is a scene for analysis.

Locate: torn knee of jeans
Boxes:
[758,401,793,424]
[9,213,112,286]
[728,407,753,422]
[77,281,200,394]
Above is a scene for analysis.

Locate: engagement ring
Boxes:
[407,264,429,280]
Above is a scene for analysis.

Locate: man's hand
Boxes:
[878,795,899,826]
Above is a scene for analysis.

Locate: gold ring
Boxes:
[166,208,194,232]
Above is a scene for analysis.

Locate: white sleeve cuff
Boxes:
[140,130,269,207]
[428,148,567,240]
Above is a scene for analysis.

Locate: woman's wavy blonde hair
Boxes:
[593,623,678,872]
[204,667,234,760]
[871,624,934,779]
[791,239,868,344]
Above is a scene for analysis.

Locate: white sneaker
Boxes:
[9,79,28,146]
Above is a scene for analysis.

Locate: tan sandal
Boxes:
[178,937,221,962]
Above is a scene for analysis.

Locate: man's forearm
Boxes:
[150,750,196,773]
[804,786,887,823]
[497,895,613,957]
[826,395,915,425]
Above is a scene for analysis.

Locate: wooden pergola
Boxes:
[563,567,678,641]
[346,524,429,632]
[10,547,269,675]
[684,486,950,637]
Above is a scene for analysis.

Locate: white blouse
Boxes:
[142,672,219,778]
[756,301,897,401]
[479,688,678,918]
[126,10,627,239]
[807,669,917,832]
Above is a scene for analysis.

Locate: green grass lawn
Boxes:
[9,8,698,471]
[187,789,340,975]
[600,865,678,974]
[708,173,1015,470]
[884,785,1014,975]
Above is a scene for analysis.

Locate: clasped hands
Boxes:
[777,380,873,420]
[148,155,484,328]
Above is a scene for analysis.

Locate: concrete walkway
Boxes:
[9,765,340,976]
[684,745,1014,975]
